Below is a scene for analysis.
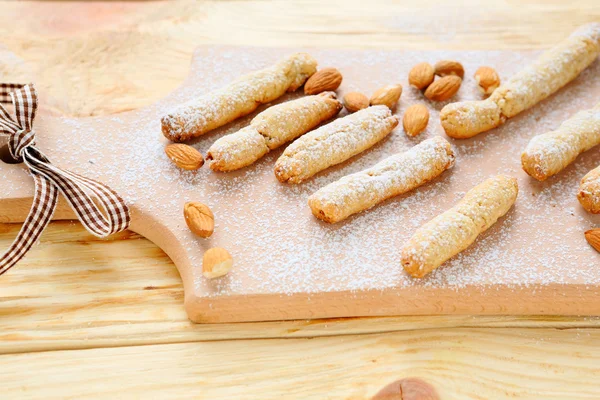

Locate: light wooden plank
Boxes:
[0,1,599,398]
[2,328,600,399]
[2,221,600,355]
[1,0,599,116]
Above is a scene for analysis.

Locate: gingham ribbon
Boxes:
[0,83,130,275]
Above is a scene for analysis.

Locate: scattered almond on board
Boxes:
[403,104,429,137]
[203,247,233,279]
[475,66,501,95]
[165,143,204,170]
[343,92,369,113]
[304,67,343,95]
[184,202,214,238]
[370,84,402,110]
[424,75,462,101]
[434,60,464,78]
[585,229,600,253]
[408,62,435,90]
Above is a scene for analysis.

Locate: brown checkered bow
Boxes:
[0,83,130,275]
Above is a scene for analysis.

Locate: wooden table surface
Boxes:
[1,1,600,398]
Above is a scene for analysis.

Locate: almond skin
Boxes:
[408,63,434,90]
[304,67,343,95]
[165,144,204,170]
[424,75,462,102]
[372,378,439,400]
[402,104,430,137]
[475,66,501,95]
[203,247,233,279]
[343,92,369,113]
[434,60,465,78]
[585,229,600,253]
[370,84,402,110]
[184,202,214,238]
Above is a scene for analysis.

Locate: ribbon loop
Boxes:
[0,83,130,275]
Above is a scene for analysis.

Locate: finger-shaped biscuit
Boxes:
[578,165,600,214]
[206,126,269,172]
[439,99,503,140]
[207,92,342,172]
[308,136,455,223]
[522,103,600,181]
[274,105,399,184]
[161,53,317,142]
[252,92,342,149]
[401,175,518,278]
[441,23,600,139]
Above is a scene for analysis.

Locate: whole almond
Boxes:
[408,63,435,90]
[372,378,439,400]
[184,202,214,238]
[434,60,465,78]
[165,144,204,170]
[424,75,462,102]
[304,67,343,95]
[343,92,369,113]
[475,66,501,95]
[370,84,403,110]
[585,229,600,253]
[203,247,233,279]
[402,104,430,137]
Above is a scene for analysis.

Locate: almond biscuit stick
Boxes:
[161,53,318,142]
[578,165,600,214]
[274,105,398,184]
[401,175,518,278]
[522,102,600,181]
[308,136,455,223]
[441,23,600,139]
[207,92,342,171]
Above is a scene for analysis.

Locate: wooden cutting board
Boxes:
[2,46,600,323]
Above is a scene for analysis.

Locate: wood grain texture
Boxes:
[3,221,600,356]
[3,328,600,399]
[1,0,600,398]
[0,0,599,116]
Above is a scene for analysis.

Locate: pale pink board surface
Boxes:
[1,46,600,323]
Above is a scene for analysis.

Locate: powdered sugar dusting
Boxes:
[3,47,600,304]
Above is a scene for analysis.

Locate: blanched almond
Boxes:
[203,247,233,279]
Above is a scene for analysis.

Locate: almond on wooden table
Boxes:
[585,229,600,253]
[434,60,464,78]
[304,67,343,95]
[203,247,233,279]
[474,66,501,95]
[424,75,462,102]
[408,62,434,90]
[184,202,214,238]
[165,143,204,170]
[343,92,369,113]
[402,104,429,137]
[370,84,402,110]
